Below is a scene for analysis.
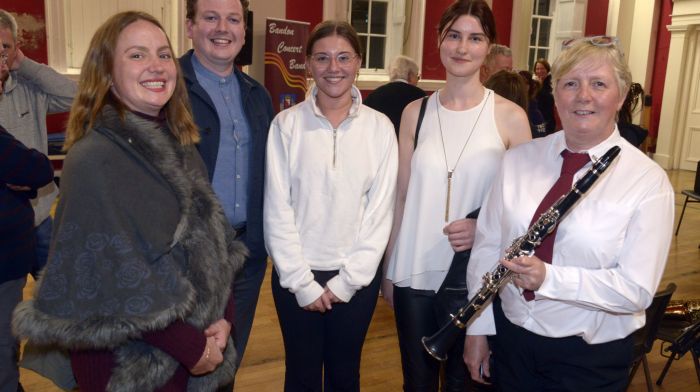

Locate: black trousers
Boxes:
[272,267,380,392]
[393,285,471,392]
[492,297,634,392]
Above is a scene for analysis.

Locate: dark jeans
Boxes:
[492,297,634,392]
[272,267,381,392]
[393,285,470,392]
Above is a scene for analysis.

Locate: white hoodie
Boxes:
[264,86,398,307]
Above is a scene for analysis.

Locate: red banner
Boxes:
[264,18,309,114]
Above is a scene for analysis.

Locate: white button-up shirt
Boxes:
[466,129,674,344]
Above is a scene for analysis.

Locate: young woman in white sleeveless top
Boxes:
[382,1,531,390]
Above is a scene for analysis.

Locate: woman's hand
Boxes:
[443,218,477,252]
[204,318,231,352]
[464,335,491,384]
[380,278,394,308]
[303,292,333,313]
[502,255,547,291]
[323,287,343,304]
[190,337,224,375]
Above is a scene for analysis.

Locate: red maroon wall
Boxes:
[286,0,323,30]
[492,0,512,46]
[585,0,609,36]
[649,0,672,141]
[421,0,454,81]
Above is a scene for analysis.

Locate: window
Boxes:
[350,0,389,70]
[529,0,554,68]
[46,0,181,73]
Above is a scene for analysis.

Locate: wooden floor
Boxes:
[20,168,700,391]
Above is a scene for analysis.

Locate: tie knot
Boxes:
[561,150,590,175]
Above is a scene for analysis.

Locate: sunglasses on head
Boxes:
[561,36,623,56]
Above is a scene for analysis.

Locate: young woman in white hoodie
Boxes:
[263,20,398,391]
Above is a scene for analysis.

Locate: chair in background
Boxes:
[626,283,677,392]
[674,161,700,245]
[655,315,700,386]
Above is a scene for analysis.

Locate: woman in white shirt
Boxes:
[263,20,398,391]
[383,1,530,390]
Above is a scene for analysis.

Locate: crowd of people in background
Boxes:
[1,0,671,391]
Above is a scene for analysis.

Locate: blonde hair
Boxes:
[551,39,631,99]
[64,11,199,150]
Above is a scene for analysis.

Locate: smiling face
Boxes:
[554,56,625,150]
[439,15,490,79]
[186,0,245,76]
[110,19,177,116]
[535,62,548,81]
[308,34,360,106]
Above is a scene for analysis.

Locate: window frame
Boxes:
[528,0,555,70]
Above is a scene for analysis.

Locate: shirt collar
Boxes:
[2,72,17,94]
[551,126,623,163]
[191,54,235,84]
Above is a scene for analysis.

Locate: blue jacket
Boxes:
[0,125,53,283]
[180,50,274,262]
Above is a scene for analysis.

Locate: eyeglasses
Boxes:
[561,36,623,56]
[309,53,359,67]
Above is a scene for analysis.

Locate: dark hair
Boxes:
[186,0,249,21]
[535,58,551,73]
[438,0,496,44]
[484,70,528,112]
[306,20,362,58]
[618,82,644,124]
[518,70,540,100]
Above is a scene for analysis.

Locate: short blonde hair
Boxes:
[551,39,631,99]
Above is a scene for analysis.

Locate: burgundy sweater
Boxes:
[71,292,235,391]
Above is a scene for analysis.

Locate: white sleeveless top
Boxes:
[386,88,506,291]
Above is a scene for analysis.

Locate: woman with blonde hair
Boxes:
[465,36,674,391]
[13,11,244,391]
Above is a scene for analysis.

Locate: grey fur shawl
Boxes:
[13,106,246,391]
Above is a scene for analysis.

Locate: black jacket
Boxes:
[364,81,426,136]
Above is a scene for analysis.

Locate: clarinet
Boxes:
[421,145,621,361]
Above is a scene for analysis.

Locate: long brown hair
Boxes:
[64,11,199,150]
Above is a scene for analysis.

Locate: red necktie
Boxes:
[522,150,590,301]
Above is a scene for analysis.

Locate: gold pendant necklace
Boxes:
[436,89,491,222]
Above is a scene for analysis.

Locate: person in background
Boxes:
[13,11,245,391]
[1,34,54,391]
[0,9,76,278]
[480,44,512,82]
[534,58,556,135]
[617,82,648,148]
[180,1,274,377]
[517,69,547,138]
[464,36,674,392]
[383,1,531,390]
[264,20,398,391]
[484,69,528,112]
[365,54,426,136]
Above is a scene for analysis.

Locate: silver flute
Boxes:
[422,145,621,361]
